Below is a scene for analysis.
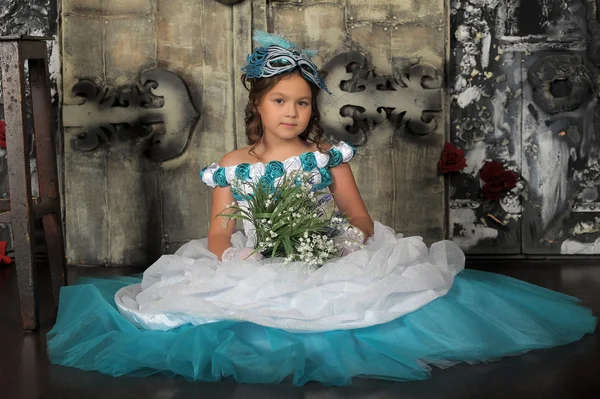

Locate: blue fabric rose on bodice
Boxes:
[300,152,317,171]
[265,161,285,180]
[319,167,332,186]
[313,167,332,191]
[235,163,251,181]
[200,166,208,181]
[213,167,228,187]
[259,175,276,194]
[328,148,343,168]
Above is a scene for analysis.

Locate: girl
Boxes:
[47,32,596,386]
[207,48,373,262]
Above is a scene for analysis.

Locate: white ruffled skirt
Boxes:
[115,221,465,332]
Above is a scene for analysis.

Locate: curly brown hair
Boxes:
[241,71,326,160]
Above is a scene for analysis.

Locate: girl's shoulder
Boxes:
[218,147,255,168]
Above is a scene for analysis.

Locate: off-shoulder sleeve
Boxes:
[200,163,238,188]
[327,141,356,168]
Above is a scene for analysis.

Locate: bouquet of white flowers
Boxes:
[219,170,363,266]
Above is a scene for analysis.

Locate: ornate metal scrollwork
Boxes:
[527,55,596,114]
[319,52,442,146]
[63,69,199,161]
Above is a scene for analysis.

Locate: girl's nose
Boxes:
[286,104,297,117]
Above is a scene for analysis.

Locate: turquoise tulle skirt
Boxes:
[46,270,596,386]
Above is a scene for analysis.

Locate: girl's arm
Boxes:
[329,163,374,241]
[207,185,237,260]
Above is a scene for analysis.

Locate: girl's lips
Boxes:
[281,123,297,127]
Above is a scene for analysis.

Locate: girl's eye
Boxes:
[274,99,284,104]
[298,101,309,106]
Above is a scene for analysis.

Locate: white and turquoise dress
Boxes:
[47,141,596,386]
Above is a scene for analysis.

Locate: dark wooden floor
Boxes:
[1,260,599,399]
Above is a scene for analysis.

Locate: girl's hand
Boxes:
[221,247,265,263]
[334,228,365,257]
[238,247,265,261]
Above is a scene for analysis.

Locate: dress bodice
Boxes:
[200,141,356,246]
[200,141,356,199]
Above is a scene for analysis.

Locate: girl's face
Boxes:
[257,73,313,142]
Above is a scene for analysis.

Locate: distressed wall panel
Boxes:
[61,0,447,266]
[232,0,253,149]
[158,0,235,251]
[63,136,109,265]
[517,1,598,255]
[522,52,599,255]
[449,1,523,254]
[104,17,157,85]
[63,0,153,15]
[449,0,600,255]
[268,0,447,241]
[62,1,164,266]
[103,15,161,266]
[61,15,104,104]
[106,154,162,265]
[346,0,444,25]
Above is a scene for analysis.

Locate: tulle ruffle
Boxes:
[47,270,596,386]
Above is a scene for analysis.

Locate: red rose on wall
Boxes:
[480,161,518,201]
[0,121,6,149]
[439,142,467,174]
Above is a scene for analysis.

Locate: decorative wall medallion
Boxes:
[319,52,442,146]
[527,55,596,115]
[62,69,199,161]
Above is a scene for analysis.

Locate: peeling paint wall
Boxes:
[449,0,600,255]
[0,0,59,253]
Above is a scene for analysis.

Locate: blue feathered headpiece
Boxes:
[242,30,331,94]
